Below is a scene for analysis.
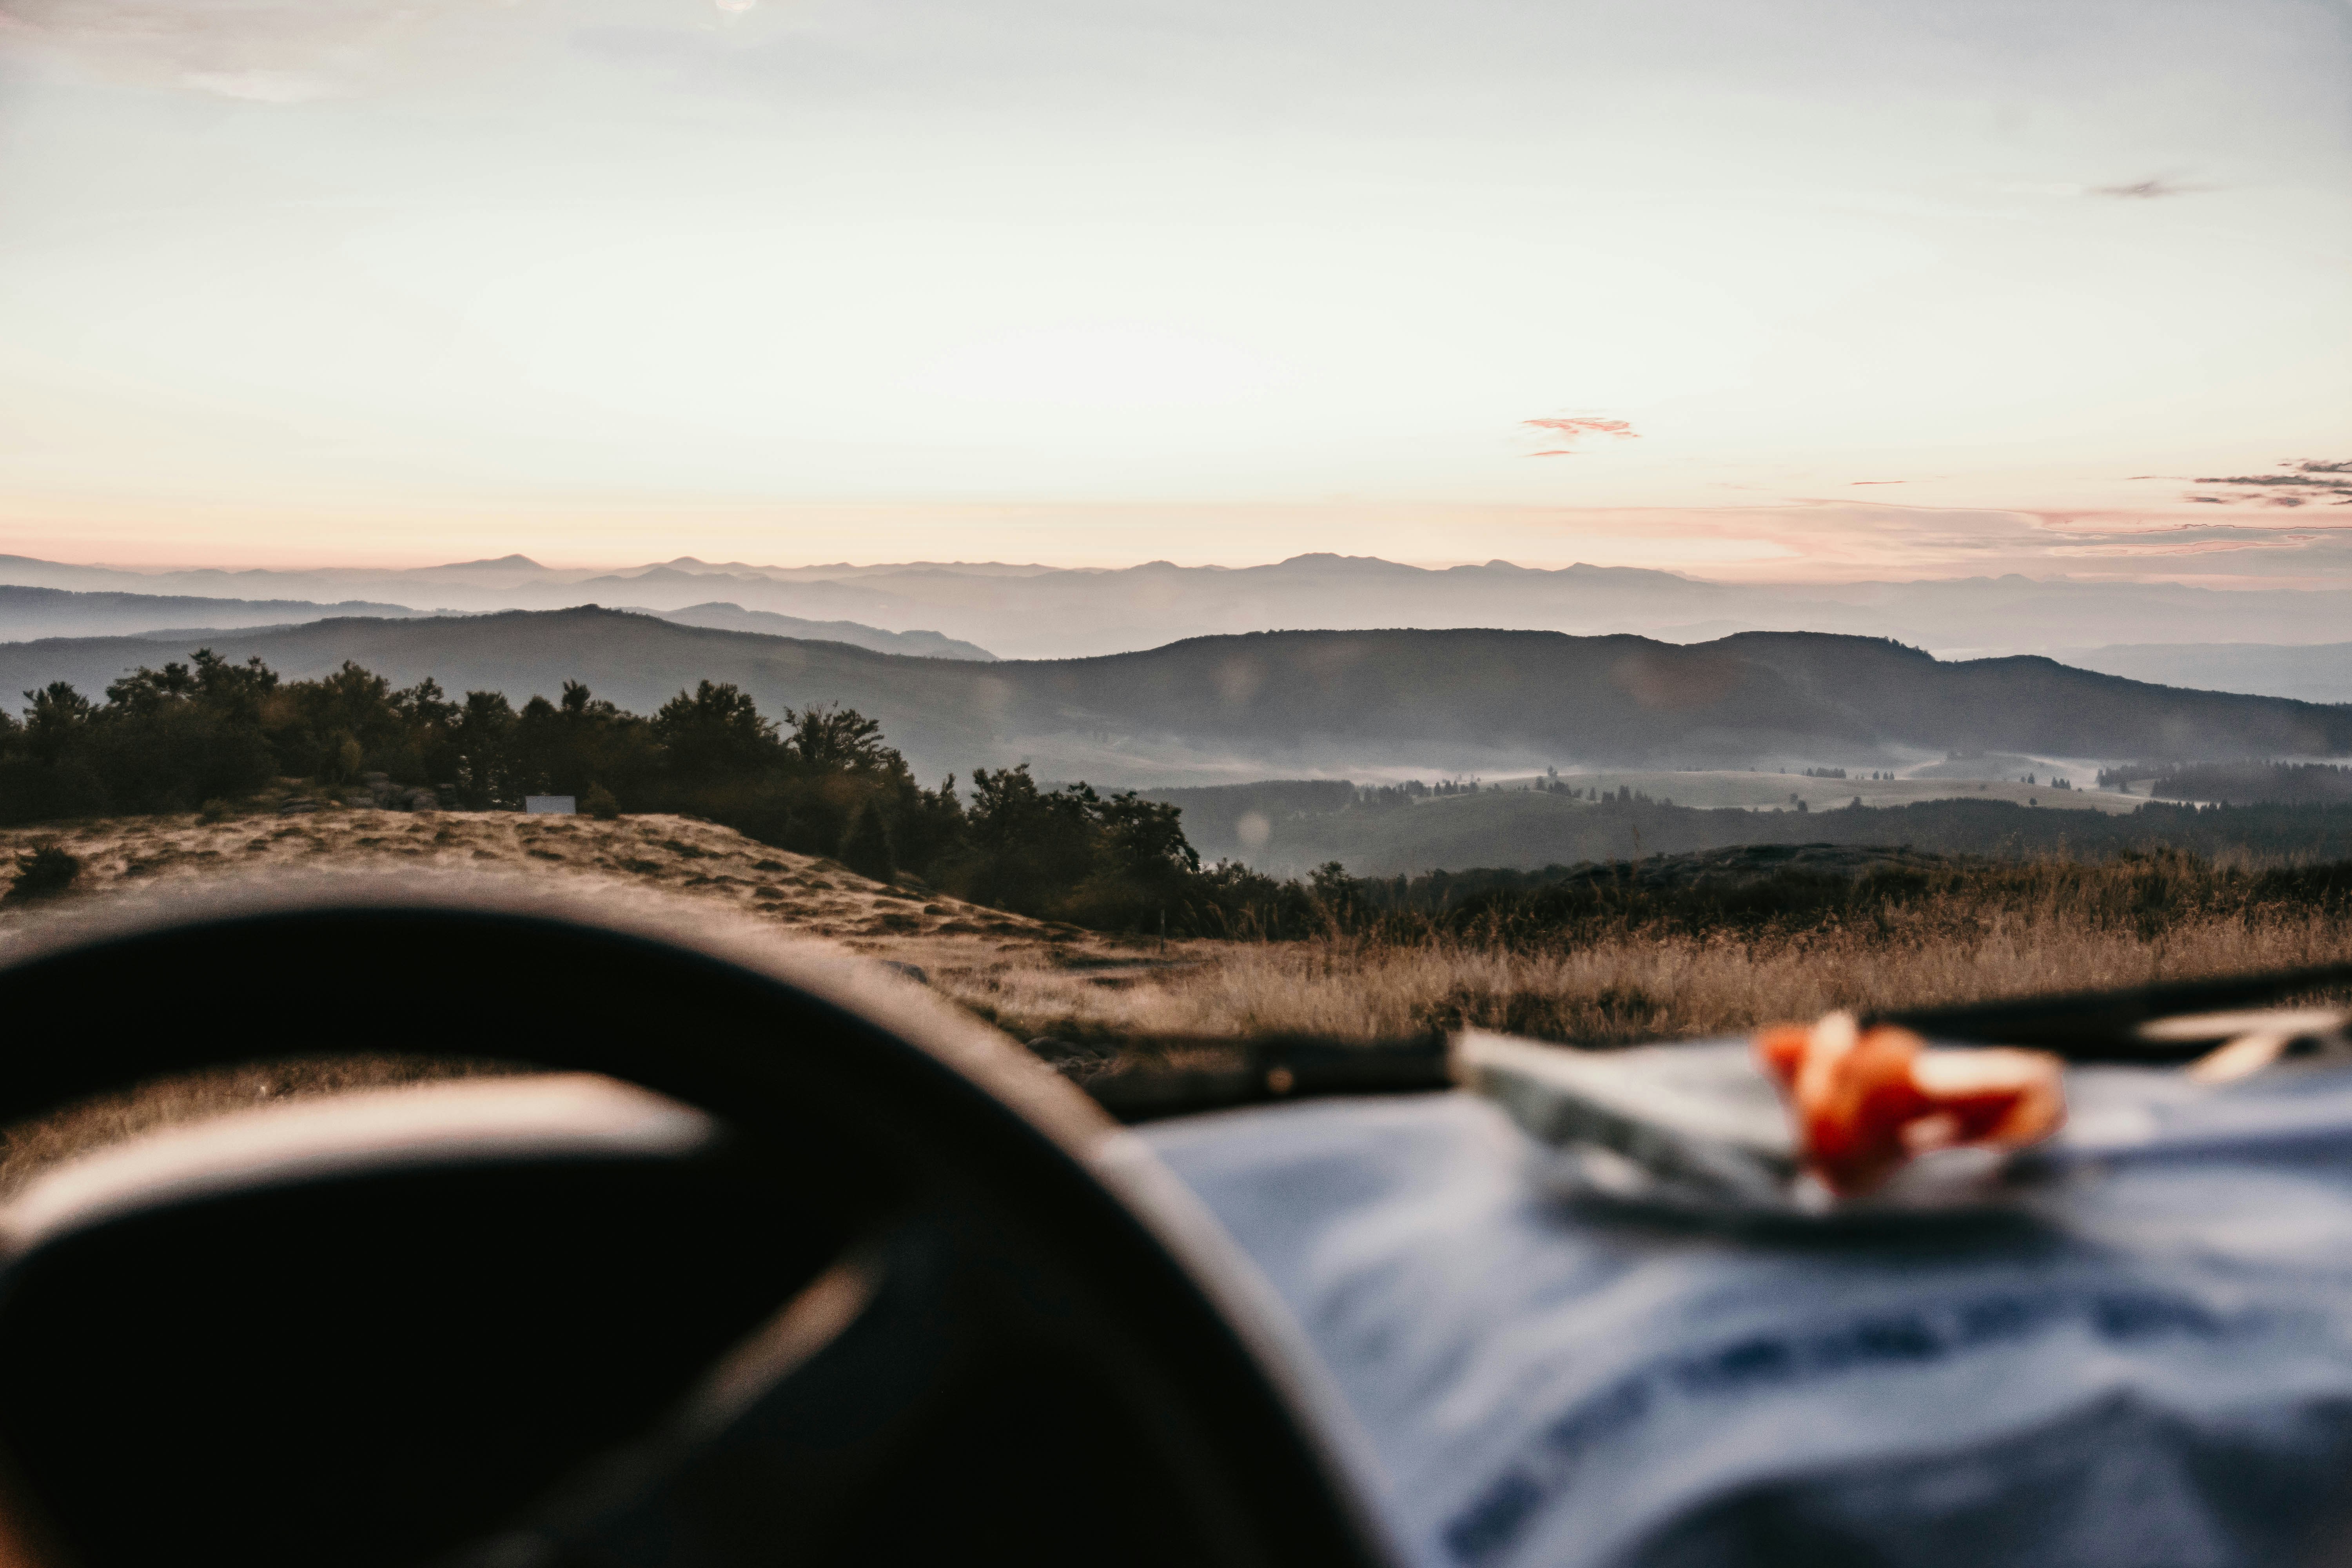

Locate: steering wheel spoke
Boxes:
[534,1212,985,1567]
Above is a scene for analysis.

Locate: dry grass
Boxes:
[2,808,987,932]
[0,1055,522,1200]
[942,860,2352,1047]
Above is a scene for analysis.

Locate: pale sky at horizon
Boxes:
[0,0,2347,583]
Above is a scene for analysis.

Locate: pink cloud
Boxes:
[1523,416,1639,457]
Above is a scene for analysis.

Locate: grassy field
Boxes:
[946,853,2352,1049]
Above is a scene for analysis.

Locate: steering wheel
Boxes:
[0,882,1394,1568]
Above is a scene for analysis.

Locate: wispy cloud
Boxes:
[2090,176,2213,200]
[0,0,537,101]
[2186,458,2352,508]
[1523,416,1639,457]
[1996,176,2216,201]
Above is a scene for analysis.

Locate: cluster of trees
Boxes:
[1352,783,1425,812]
[1368,779,1659,802]
[2150,761,2352,806]
[1170,775,1688,848]
[0,651,1224,933]
[1353,777,1580,807]
[0,652,416,824]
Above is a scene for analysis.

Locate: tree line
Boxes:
[2147,761,2352,806]
[0,650,1298,934]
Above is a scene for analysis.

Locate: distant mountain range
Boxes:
[6,550,2352,667]
[0,582,997,661]
[2058,643,2352,706]
[649,603,996,661]
[0,610,2340,788]
[0,584,421,640]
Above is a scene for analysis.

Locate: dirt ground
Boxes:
[0,808,1210,1048]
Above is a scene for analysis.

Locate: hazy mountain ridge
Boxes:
[0,575,991,661]
[0,584,421,641]
[646,603,996,661]
[0,610,2341,790]
[9,552,2352,664]
[1716,633,2345,759]
[2059,643,2352,706]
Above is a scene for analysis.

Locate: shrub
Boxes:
[581,783,620,820]
[7,844,81,901]
[838,801,897,882]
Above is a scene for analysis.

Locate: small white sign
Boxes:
[525,795,576,815]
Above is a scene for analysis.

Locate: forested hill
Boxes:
[1715,633,2350,759]
[1,611,2345,784]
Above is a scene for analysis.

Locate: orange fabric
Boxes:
[1754,1014,2065,1195]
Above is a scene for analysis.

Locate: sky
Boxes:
[0,0,2346,579]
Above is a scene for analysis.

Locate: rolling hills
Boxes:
[0,581,991,661]
[0,610,2344,790]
